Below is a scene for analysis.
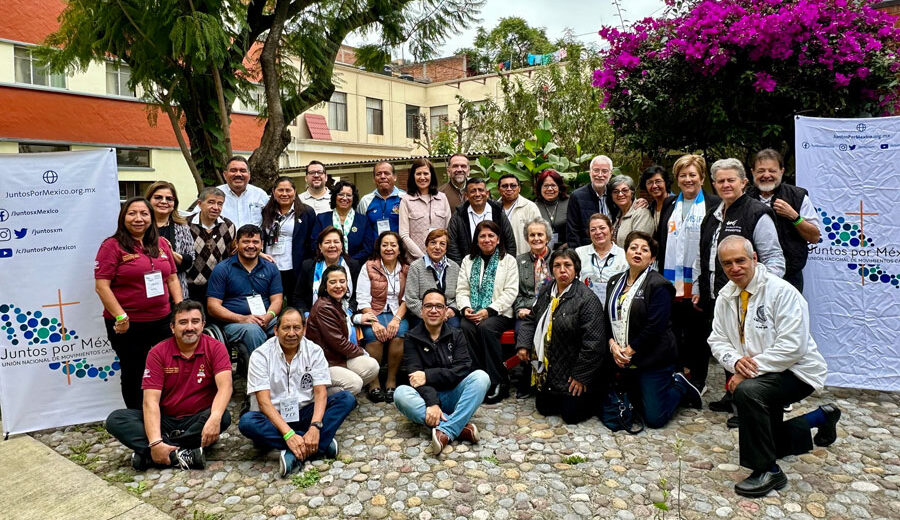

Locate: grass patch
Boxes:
[127,481,148,496]
[291,467,321,489]
[482,455,500,465]
[340,455,353,464]
[104,472,135,484]
[562,455,587,465]
[181,511,225,520]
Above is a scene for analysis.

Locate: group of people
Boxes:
[96,151,841,497]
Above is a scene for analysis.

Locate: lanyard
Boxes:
[591,251,614,280]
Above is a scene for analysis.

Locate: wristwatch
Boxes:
[310,421,324,430]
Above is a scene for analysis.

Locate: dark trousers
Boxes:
[105,317,172,409]
[460,315,513,386]
[535,389,594,425]
[238,391,356,455]
[626,365,685,429]
[783,269,804,293]
[672,298,712,389]
[733,371,814,471]
[105,407,232,457]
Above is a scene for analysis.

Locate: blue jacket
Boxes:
[311,211,374,262]
[358,187,405,243]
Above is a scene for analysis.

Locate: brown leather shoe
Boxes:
[431,428,450,455]
[458,423,480,444]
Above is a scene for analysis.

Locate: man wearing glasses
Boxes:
[566,155,615,248]
[217,155,269,228]
[393,289,490,455]
[496,173,541,255]
[299,161,332,214]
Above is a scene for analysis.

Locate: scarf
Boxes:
[662,191,706,298]
[341,296,358,346]
[469,251,499,311]
[311,258,351,306]
[531,283,571,389]
[332,209,356,251]
[608,268,650,349]
[532,249,550,296]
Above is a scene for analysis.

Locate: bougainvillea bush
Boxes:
[593,0,900,161]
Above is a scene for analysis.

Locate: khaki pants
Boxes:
[329,356,380,395]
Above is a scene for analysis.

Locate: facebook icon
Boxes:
[0,248,12,259]
[0,209,8,222]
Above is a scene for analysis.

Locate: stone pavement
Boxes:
[30,366,900,520]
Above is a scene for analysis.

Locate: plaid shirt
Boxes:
[186,214,236,286]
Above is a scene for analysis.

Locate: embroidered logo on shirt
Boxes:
[754,304,768,325]
[164,367,179,374]
[196,364,206,384]
[122,253,140,262]
[143,368,152,378]
[300,372,314,390]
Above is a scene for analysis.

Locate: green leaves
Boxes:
[170,12,230,66]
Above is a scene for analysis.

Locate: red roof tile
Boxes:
[304,113,332,141]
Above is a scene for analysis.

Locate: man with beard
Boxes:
[439,154,470,209]
[746,149,820,292]
[207,225,284,357]
[105,300,233,470]
[299,160,333,214]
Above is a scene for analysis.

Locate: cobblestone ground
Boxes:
[33,366,900,520]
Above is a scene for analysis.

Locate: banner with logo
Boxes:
[796,115,900,391]
[0,149,123,435]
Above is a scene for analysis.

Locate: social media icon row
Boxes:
[0,228,26,241]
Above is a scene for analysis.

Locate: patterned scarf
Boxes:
[469,251,499,311]
[532,249,550,297]
[332,209,356,251]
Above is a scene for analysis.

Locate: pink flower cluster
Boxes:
[594,0,900,104]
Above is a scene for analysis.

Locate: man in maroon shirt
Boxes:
[106,300,233,470]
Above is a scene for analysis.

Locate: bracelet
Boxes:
[283,429,295,441]
[148,439,163,448]
[792,216,804,226]
[115,313,128,322]
[267,310,277,319]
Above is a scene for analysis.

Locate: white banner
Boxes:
[0,149,123,434]
[796,115,900,391]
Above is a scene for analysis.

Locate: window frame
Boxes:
[406,105,421,139]
[14,46,66,88]
[329,91,349,132]
[430,105,449,134]
[366,97,384,135]
[105,61,136,97]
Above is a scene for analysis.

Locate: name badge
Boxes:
[550,232,559,247]
[144,270,165,298]
[269,243,286,256]
[246,294,266,315]
[376,219,391,235]
[280,399,299,422]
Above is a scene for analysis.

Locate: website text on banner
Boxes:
[795,115,900,391]
[0,148,122,435]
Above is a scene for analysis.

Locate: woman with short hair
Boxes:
[575,213,628,304]
[609,175,655,248]
[513,217,554,323]
[145,181,195,298]
[310,180,372,262]
[405,228,460,328]
[293,226,361,313]
[534,169,570,249]
[639,165,674,229]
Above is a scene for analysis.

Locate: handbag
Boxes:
[600,389,645,434]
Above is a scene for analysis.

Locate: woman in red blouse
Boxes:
[94,197,183,409]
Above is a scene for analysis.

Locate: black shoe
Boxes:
[813,403,842,447]
[384,388,396,403]
[674,372,702,409]
[709,392,733,413]
[170,447,205,470]
[367,387,385,403]
[131,451,149,471]
[734,467,788,497]
[515,386,534,399]
[726,415,740,429]
[483,384,508,404]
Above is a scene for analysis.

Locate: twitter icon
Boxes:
[14,228,26,239]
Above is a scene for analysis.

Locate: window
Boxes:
[116,148,151,168]
[18,143,70,153]
[119,181,153,204]
[366,98,383,135]
[406,105,420,139]
[430,105,448,134]
[329,91,348,131]
[14,46,66,88]
[236,85,265,113]
[106,61,135,97]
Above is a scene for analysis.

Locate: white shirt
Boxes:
[575,243,629,304]
[467,204,493,239]
[217,183,268,228]
[355,261,402,313]
[246,336,331,412]
[299,189,332,214]
[268,212,295,271]
[709,264,827,390]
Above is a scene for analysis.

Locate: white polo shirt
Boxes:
[246,336,331,412]
[218,183,269,228]
[299,189,332,214]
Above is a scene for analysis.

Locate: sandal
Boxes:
[384,388,396,403]
[367,387,385,403]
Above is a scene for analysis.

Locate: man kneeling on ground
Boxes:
[709,236,840,498]
[394,289,490,455]
[106,299,233,470]
[238,308,356,477]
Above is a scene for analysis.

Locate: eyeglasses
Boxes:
[308,170,325,176]
[591,168,612,175]
[611,188,632,196]
[646,179,666,187]
[423,303,447,311]
[542,184,559,191]
[151,195,175,202]
[499,183,519,190]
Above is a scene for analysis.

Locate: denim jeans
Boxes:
[237,391,356,455]
[393,370,490,440]
[223,320,274,355]
[628,365,685,429]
